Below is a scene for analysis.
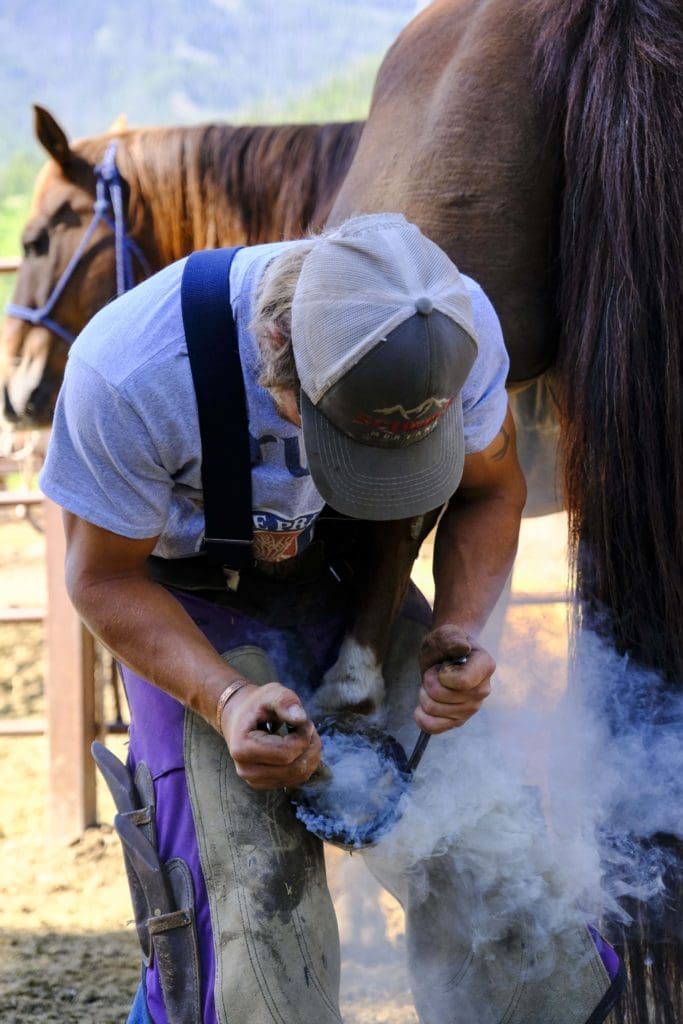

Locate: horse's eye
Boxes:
[22,228,49,258]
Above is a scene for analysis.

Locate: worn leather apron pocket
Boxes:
[92,742,202,1024]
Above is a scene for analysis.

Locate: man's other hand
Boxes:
[416,624,495,733]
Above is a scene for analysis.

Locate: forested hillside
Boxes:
[0,0,424,280]
[0,0,418,168]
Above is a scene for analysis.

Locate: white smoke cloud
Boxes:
[357,621,681,953]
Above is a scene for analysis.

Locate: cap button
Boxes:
[415,296,433,316]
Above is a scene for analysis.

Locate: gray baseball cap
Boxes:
[291,213,478,520]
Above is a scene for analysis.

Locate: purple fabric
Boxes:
[121,588,353,1024]
[120,680,210,1024]
[587,924,621,983]
[123,589,359,775]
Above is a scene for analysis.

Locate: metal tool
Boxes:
[404,653,468,773]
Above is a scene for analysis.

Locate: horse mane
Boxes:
[533,0,683,681]
[77,121,364,267]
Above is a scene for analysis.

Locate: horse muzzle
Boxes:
[0,322,59,427]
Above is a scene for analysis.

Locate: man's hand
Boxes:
[416,623,495,733]
[219,682,322,790]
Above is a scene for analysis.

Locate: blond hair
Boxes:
[251,240,317,395]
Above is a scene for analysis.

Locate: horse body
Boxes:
[330,0,559,384]
[332,0,683,683]
[332,1,683,1020]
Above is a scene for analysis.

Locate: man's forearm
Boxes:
[70,572,242,728]
[431,488,523,636]
[68,557,323,789]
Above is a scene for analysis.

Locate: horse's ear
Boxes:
[108,113,129,133]
[33,105,72,167]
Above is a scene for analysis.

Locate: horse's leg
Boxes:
[508,376,562,519]
[313,512,438,718]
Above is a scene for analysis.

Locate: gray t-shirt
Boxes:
[39,241,509,560]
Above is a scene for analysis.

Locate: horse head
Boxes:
[1,107,149,427]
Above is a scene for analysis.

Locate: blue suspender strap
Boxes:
[180,247,254,569]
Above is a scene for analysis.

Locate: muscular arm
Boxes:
[416,405,526,732]
[63,513,321,787]
[432,404,526,632]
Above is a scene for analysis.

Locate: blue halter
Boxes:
[6,141,151,345]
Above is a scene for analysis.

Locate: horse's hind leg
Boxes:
[508,376,562,519]
[313,514,438,719]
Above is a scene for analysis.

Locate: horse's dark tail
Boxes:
[533,2,683,1021]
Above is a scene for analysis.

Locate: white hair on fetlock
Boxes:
[313,638,385,716]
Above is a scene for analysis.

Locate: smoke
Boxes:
[362,701,590,955]
[286,511,682,1014]
[305,605,681,1021]
[557,630,682,913]
[293,724,410,849]
[353,619,682,961]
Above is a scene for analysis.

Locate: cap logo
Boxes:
[352,395,454,446]
[373,397,451,420]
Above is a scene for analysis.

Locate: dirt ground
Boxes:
[0,506,571,1023]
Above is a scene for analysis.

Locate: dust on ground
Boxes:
[0,507,570,1023]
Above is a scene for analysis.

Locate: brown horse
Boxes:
[0,107,363,427]
[329,1,683,1021]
